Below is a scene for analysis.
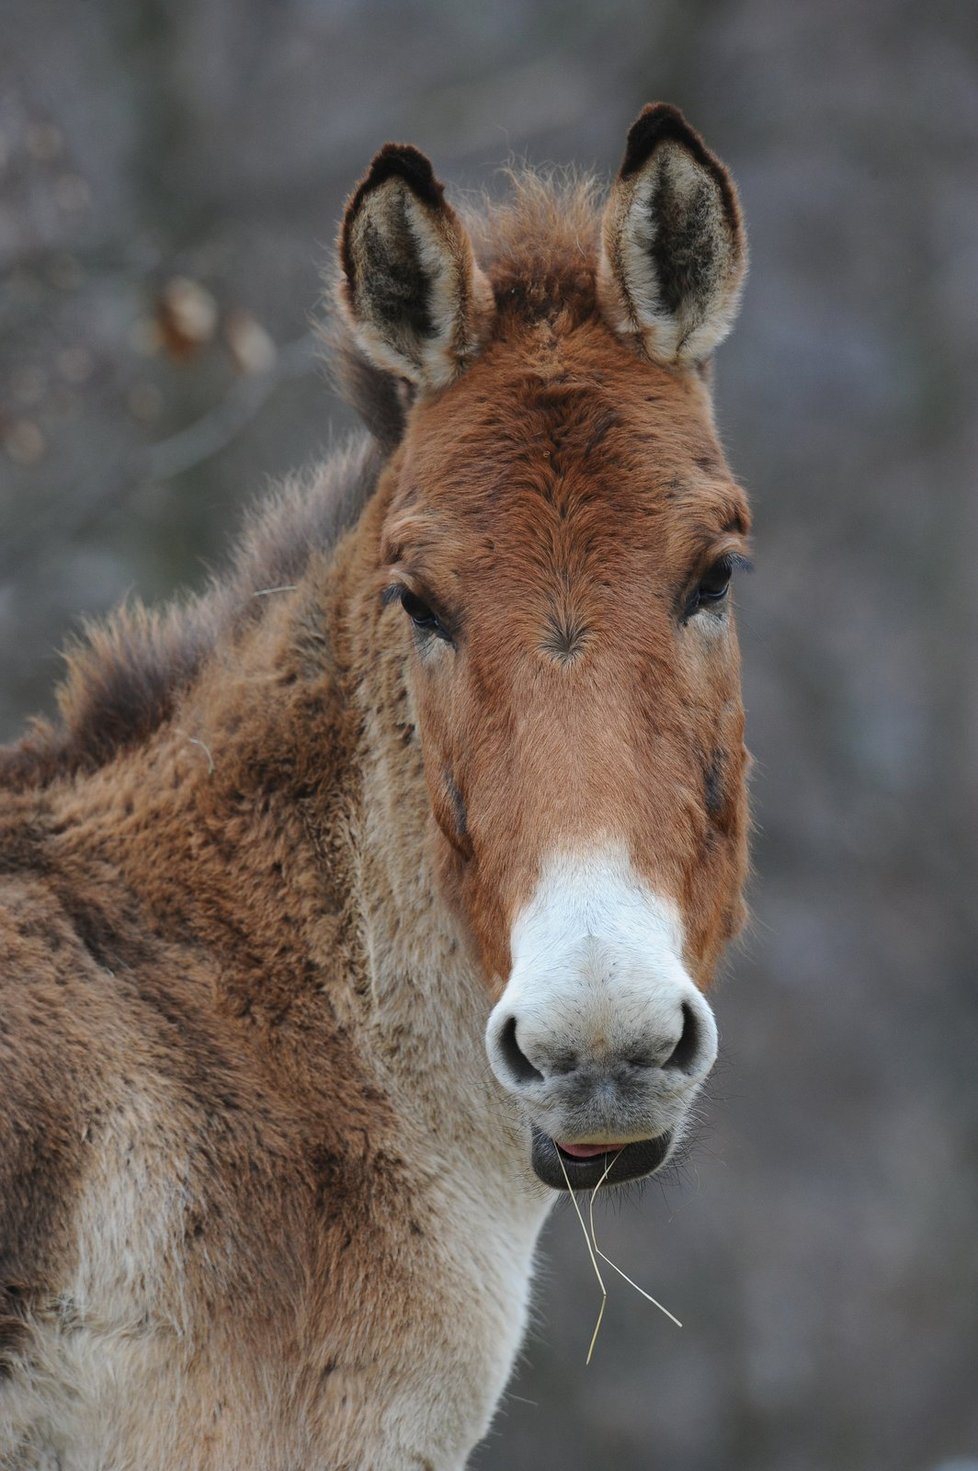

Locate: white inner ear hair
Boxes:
[352,183,480,392]
[607,146,742,364]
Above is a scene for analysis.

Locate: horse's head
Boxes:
[341,106,750,1190]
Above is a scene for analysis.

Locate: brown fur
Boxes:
[0,107,751,1469]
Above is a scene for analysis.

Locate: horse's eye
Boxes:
[697,559,732,605]
[399,589,450,641]
[685,557,735,620]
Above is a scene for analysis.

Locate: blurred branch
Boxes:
[144,332,318,482]
[0,331,321,582]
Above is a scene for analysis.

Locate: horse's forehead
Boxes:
[415,343,714,481]
[403,347,735,570]
[422,326,710,452]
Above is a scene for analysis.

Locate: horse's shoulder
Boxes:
[0,871,104,1373]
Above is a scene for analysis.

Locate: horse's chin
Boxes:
[529,1127,673,1191]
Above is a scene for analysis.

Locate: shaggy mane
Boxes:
[466,167,602,298]
[0,441,381,790]
[2,170,606,792]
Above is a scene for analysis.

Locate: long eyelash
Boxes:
[381,581,455,643]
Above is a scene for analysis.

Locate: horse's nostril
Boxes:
[664,1002,700,1072]
[548,1049,580,1076]
[498,1015,544,1085]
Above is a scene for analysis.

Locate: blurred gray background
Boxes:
[2,2,976,1468]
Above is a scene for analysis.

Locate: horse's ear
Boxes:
[339,143,494,391]
[597,104,747,365]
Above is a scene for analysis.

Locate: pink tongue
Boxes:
[557,1141,615,1160]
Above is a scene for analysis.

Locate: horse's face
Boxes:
[342,106,750,1189]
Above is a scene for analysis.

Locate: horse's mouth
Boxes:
[530,1127,673,1191]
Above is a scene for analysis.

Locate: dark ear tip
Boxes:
[620,102,705,179]
[358,142,444,211]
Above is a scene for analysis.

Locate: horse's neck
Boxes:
[77,478,522,1180]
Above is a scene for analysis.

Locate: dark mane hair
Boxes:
[1,170,604,792]
[0,441,381,791]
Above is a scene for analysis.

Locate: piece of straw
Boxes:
[559,1147,682,1364]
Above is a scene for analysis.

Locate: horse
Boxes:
[0,102,751,1469]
